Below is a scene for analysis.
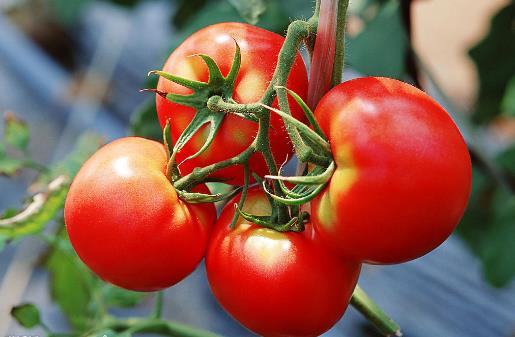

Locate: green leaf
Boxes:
[479,189,515,287]
[0,133,102,245]
[11,303,41,328]
[469,2,515,124]
[173,0,208,29]
[4,112,30,152]
[496,145,515,177]
[0,152,24,175]
[129,99,162,141]
[101,285,146,308]
[227,0,267,25]
[49,0,92,26]
[0,178,68,240]
[458,146,515,287]
[501,75,515,117]
[46,235,96,330]
[165,0,292,56]
[347,0,408,79]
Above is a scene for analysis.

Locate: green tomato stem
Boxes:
[173,147,255,191]
[351,285,402,337]
[331,0,349,87]
[306,0,321,56]
[152,291,164,319]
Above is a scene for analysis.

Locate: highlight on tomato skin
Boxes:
[64,137,216,292]
[206,188,361,337]
[156,22,308,185]
[311,77,472,265]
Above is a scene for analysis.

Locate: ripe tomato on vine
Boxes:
[206,188,360,337]
[64,137,216,291]
[310,77,472,264]
[156,22,308,185]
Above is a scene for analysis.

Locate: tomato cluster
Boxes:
[64,22,471,337]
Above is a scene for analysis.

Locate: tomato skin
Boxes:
[64,137,216,291]
[156,22,308,185]
[206,188,360,337]
[311,77,472,264]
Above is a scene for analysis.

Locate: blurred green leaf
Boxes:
[173,0,209,29]
[228,0,267,24]
[480,189,515,287]
[469,2,515,124]
[458,146,515,287]
[11,303,41,328]
[166,0,292,54]
[46,235,96,330]
[130,99,162,141]
[4,112,29,152]
[0,133,103,247]
[0,152,24,175]
[501,76,515,116]
[109,0,140,7]
[0,179,68,240]
[497,145,515,177]
[347,0,408,79]
[49,0,92,26]
[101,285,146,308]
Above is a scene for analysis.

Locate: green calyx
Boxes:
[146,42,260,203]
[147,41,257,184]
[146,18,334,228]
[236,205,309,233]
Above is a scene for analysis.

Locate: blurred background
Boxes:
[0,0,514,336]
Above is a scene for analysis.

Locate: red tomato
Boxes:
[311,77,472,264]
[64,137,215,291]
[156,22,308,185]
[206,188,360,337]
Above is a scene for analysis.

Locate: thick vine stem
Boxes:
[260,20,315,107]
[351,285,402,337]
[305,0,321,55]
[331,0,349,86]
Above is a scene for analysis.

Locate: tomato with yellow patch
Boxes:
[156,22,308,185]
[206,188,360,337]
[311,77,472,264]
[64,137,216,291]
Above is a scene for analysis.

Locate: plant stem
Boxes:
[173,147,254,190]
[104,318,223,337]
[351,285,402,337]
[207,96,261,115]
[306,0,321,55]
[400,0,421,88]
[153,291,164,319]
[331,0,350,87]
[261,20,314,107]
